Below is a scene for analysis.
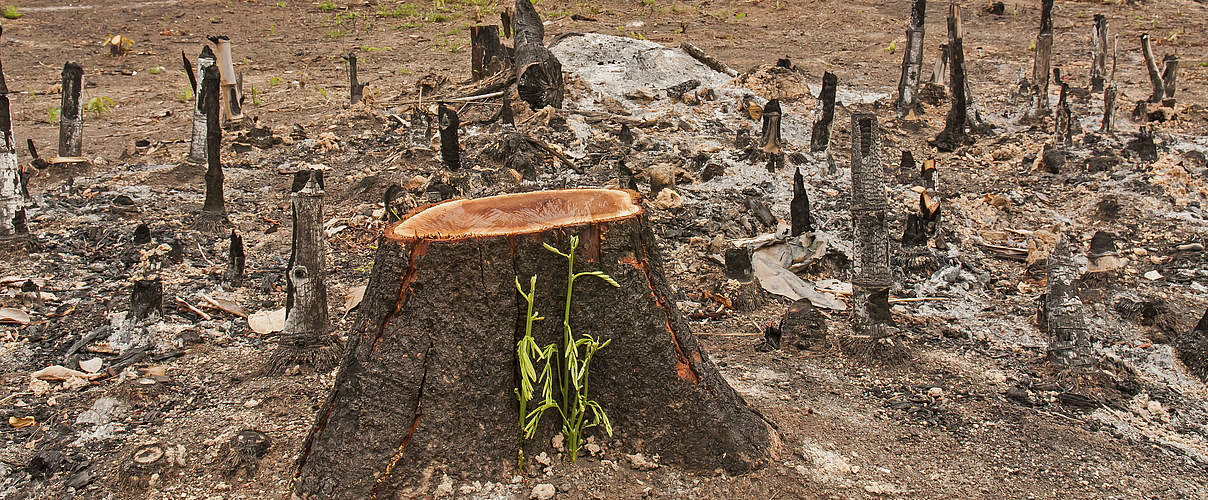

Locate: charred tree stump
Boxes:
[0,43,30,246]
[187,47,216,164]
[438,103,460,170]
[1141,34,1165,104]
[291,189,778,498]
[930,3,972,152]
[1055,82,1073,146]
[58,62,84,157]
[1090,14,1108,92]
[513,0,564,109]
[1176,308,1208,382]
[725,245,754,281]
[471,25,510,80]
[225,229,245,288]
[850,114,892,338]
[790,167,812,237]
[895,0,926,118]
[210,36,244,124]
[196,65,229,233]
[929,43,948,87]
[810,72,838,153]
[1161,54,1178,102]
[1101,84,1118,134]
[272,174,337,373]
[130,278,163,320]
[1030,0,1054,117]
[759,99,783,171]
[342,52,365,105]
[409,106,430,151]
[1043,235,1094,368]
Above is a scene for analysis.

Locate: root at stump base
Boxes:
[837,334,913,366]
[193,211,230,234]
[265,341,342,375]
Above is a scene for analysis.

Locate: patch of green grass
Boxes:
[1,5,21,20]
[177,84,194,103]
[276,0,286,6]
[148,66,166,75]
[248,85,261,106]
[327,28,348,38]
[85,96,115,118]
[360,45,392,52]
[317,0,335,11]
[377,2,420,18]
[268,76,284,86]
[317,85,329,100]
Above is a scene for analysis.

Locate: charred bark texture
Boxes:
[1055,82,1073,146]
[438,104,460,170]
[0,48,28,242]
[471,25,510,80]
[342,52,365,105]
[1090,14,1108,92]
[1100,84,1118,134]
[1161,55,1178,101]
[1176,308,1208,382]
[187,47,216,164]
[850,114,892,338]
[130,279,163,320]
[58,62,84,157]
[197,65,229,233]
[272,175,337,373]
[513,0,564,109]
[931,3,972,152]
[790,167,812,237]
[210,36,244,124]
[1141,34,1165,104]
[809,72,838,153]
[225,230,245,288]
[291,189,777,498]
[760,99,783,171]
[1044,235,1094,368]
[1031,0,1054,116]
[409,106,430,151]
[895,0,926,118]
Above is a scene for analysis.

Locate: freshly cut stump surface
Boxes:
[292,188,777,499]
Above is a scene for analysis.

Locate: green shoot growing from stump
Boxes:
[516,235,618,463]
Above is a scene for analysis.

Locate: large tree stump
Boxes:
[292,189,777,499]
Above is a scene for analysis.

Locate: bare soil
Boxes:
[2,1,1208,499]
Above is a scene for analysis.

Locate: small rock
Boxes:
[435,474,454,496]
[534,451,552,467]
[551,434,564,452]
[531,483,556,500]
[927,387,944,398]
[1144,270,1163,281]
[626,453,660,471]
[584,443,602,456]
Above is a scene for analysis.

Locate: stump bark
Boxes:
[58,62,84,157]
[1031,0,1054,117]
[850,114,892,338]
[1090,14,1108,92]
[0,42,29,244]
[810,72,838,153]
[196,65,229,233]
[1141,34,1165,104]
[186,47,216,164]
[895,0,926,118]
[291,189,777,499]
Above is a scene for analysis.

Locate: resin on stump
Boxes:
[291,189,777,499]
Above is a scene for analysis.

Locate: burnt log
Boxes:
[291,189,778,498]
[187,47,216,164]
[58,62,84,157]
[1101,83,1118,134]
[513,0,564,109]
[809,72,838,153]
[930,3,972,152]
[471,25,510,80]
[196,65,229,233]
[342,52,365,105]
[850,113,892,338]
[895,0,926,118]
[1055,82,1073,146]
[438,103,460,170]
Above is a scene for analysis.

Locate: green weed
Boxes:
[1,5,20,20]
[317,0,335,11]
[84,96,115,118]
[46,107,60,124]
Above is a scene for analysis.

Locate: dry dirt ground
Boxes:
[2,0,1208,499]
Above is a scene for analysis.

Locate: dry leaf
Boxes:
[8,416,35,428]
[345,286,367,311]
[202,295,249,318]
[248,308,286,334]
[31,365,102,381]
[79,358,104,374]
[0,307,31,325]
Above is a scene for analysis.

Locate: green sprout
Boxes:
[317,0,335,11]
[516,236,618,464]
[46,107,61,124]
[84,96,115,118]
[177,84,194,103]
[1,5,20,20]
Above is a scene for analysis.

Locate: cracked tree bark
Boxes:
[186,47,215,164]
[58,62,84,157]
[271,173,337,373]
[1043,235,1094,368]
[930,3,972,152]
[850,114,892,339]
[196,65,229,233]
[895,0,926,118]
[513,0,564,109]
[291,189,778,499]
[1030,0,1054,117]
[1090,14,1108,92]
[810,72,838,154]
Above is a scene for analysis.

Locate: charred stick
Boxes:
[438,103,460,170]
[760,99,783,171]
[810,72,838,153]
[342,52,365,105]
[199,64,228,230]
[1141,34,1165,103]
[58,62,84,157]
[895,0,926,118]
[225,229,245,287]
[931,3,972,152]
[790,167,812,237]
[1161,54,1178,101]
